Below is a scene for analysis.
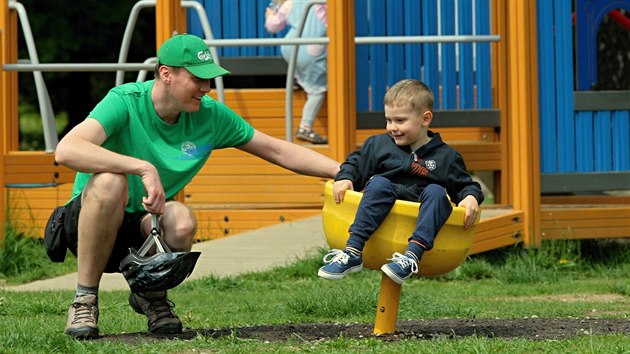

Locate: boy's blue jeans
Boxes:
[346,176,453,252]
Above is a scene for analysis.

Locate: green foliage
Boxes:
[18,102,68,150]
[0,222,76,284]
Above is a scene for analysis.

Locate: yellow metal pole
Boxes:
[373,274,402,335]
[327,0,356,162]
[0,2,18,244]
[504,1,541,247]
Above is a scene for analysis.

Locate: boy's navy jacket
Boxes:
[335,131,484,204]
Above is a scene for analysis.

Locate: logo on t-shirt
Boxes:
[176,141,213,160]
[181,141,198,156]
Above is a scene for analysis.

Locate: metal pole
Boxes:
[373,274,402,335]
[9,0,57,152]
[284,0,327,142]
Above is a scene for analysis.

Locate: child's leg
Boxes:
[296,91,327,144]
[382,184,453,284]
[299,91,325,129]
[346,176,397,253]
[318,176,396,280]
[406,184,453,260]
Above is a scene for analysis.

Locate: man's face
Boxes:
[165,67,212,113]
[384,104,431,147]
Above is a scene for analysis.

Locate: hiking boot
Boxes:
[318,249,363,280]
[381,252,419,285]
[296,127,328,144]
[129,291,183,334]
[65,294,99,339]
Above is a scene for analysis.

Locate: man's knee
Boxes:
[83,173,129,207]
[162,202,197,250]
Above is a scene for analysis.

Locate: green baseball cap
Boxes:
[157,34,230,79]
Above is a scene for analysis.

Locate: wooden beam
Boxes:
[327,0,356,162]
[541,205,630,240]
[471,210,524,254]
[0,2,19,243]
[491,0,509,204]
[155,0,186,46]
[504,0,541,247]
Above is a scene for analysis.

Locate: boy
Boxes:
[318,79,483,284]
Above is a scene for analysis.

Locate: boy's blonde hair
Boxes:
[383,79,434,113]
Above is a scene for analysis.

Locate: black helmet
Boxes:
[120,250,200,293]
[119,214,200,293]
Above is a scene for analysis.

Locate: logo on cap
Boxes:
[197,50,212,61]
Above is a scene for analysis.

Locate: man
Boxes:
[54,34,339,339]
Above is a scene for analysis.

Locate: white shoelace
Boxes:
[322,249,350,265]
[388,252,419,274]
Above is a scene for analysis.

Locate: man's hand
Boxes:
[457,195,480,229]
[332,179,353,203]
[140,163,165,215]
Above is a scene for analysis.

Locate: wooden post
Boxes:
[155,0,186,202]
[373,274,403,335]
[0,2,19,244]
[155,0,187,46]
[327,0,356,162]
[496,0,541,247]
[490,0,508,204]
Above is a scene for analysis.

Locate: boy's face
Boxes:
[384,103,432,148]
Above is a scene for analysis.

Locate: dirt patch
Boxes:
[97,318,630,343]
[519,294,627,303]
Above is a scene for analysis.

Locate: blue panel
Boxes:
[594,111,612,172]
[554,0,575,172]
[457,0,473,109]
[355,0,370,112]
[187,0,204,37]
[440,0,456,109]
[536,0,557,173]
[369,0,387,111]
[239,0,256,56]
[206,0,224,56]
[422,0,439,102]
[403,0,422,81]
[222,1,239,57]
[258,0,272,56]
[612,110,630,170]
[387,1,405,88]
[574,112,593,172]
[474,0,491,109]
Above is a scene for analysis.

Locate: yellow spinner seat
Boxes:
[322,180,479,277]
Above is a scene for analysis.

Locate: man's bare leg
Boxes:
[77,173,128,286]
[65,172,127,339]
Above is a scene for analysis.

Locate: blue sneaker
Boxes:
[318,249,363,280]
[381,252,419,284]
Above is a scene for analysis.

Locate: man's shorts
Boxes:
[64,194,147,273]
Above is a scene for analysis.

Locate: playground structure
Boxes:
[1,0,629,249]
[1,0,629,336]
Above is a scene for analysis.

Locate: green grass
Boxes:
[1,226,630,352]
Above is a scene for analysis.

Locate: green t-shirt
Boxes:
[69,80,255,212]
